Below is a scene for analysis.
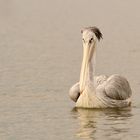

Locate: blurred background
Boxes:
[0,0,140,140]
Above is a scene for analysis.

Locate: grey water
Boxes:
[0,0,140,140]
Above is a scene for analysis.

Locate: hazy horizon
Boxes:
[0,0,140,140]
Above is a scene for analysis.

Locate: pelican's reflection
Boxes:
[72,108,98,140]
[71,107,132,140]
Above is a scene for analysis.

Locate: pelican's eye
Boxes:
[89,38,93,44]
[82,38,85,43]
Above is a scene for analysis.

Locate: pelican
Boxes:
[69,27,132,108]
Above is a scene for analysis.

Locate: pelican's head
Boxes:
[81,26,102,48]
[80,27,102,92]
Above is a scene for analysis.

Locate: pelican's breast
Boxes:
[76,84,107,108]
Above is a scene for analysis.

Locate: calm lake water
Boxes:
[0,0,140,140]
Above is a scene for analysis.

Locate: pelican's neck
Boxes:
[86,49,96,83]
[79,43,96,92]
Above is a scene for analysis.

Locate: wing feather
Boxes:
[104,74,132,100]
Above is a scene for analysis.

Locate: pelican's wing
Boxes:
[69,82,80,102]
[103,74,132,100]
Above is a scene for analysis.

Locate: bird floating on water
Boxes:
[69,26,132,108]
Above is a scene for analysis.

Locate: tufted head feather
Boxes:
[81,26,103,41]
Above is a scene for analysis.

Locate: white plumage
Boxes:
[69,27,132,108]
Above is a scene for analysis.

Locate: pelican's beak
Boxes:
[79,42,95,93]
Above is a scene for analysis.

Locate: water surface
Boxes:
[0,0,140,140]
